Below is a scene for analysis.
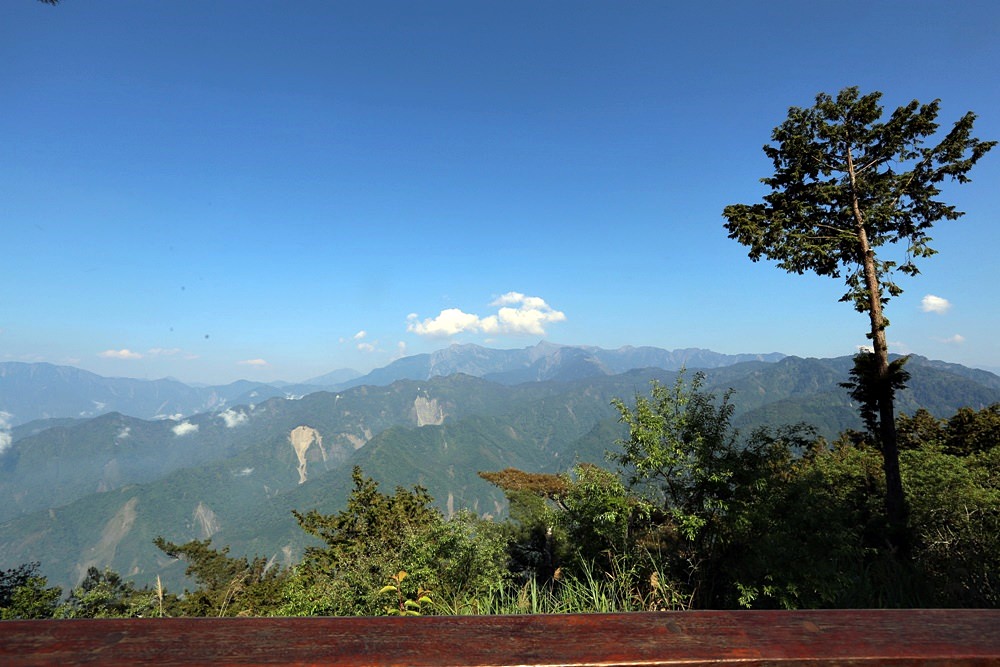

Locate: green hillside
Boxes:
[1,357,997,593]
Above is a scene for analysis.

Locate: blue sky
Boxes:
[3,1,998,384]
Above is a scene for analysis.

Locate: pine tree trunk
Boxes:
[847,148,908,548]
[862,258,908,546]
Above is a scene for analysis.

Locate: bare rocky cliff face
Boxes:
[74,496,139,583]
[413,396,445,427]
[193,502,220,539]
[288,426,325,484]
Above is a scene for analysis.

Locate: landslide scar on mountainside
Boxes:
[193,501,220,539]
[289,426,326,484]
[413,396,445,426]
[75,495,139,584]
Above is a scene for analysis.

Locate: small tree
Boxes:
[480,464,650,582]
[153,537,286,617]
[285,467,442,616]
[611,372,811,607]
[478,468,569,583]
[58,567,166,618]
[723,87,994,539]
[292,466,441,576]
[0,562,62,620]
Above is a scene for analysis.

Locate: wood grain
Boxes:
[2,610,999,666]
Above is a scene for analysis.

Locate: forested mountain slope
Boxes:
[1,353,997,592]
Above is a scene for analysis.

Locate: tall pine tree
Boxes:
[723,87,994,542]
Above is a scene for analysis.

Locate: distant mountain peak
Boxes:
[322,343,788,391]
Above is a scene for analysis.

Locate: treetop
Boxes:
[724,85,995,312]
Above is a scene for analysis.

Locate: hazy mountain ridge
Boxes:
[331,342,788,390]
[0,362,287,427]
[1,343,780,426]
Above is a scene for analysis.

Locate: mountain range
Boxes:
[1,343,785,427]
[1,342,998,592]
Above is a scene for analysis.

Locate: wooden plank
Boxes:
[1,610,999,666]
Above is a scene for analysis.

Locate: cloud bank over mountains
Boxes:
[219,409,249,428]
[171,420,199,437]
[408,292,566,338]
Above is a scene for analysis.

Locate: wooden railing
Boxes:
[2,610,999,666]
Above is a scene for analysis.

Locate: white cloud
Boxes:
[492,292,546,309]
[407,293,566,338]
[99,349,143,360]
[219,409,249,428]
[921,294,951,314]
[0,411,13,456]
[238,358,269,367]
[172,421,199,437]
[490,292,567,335]
[940,334,966,345]
[353,330,367,340]
[116,426,131,440]
[395,341,407,359]
[357,342,376,353]
[408,308,483,337]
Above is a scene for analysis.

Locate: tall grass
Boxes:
[432,553,692,615]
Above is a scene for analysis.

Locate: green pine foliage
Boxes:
[279,467,508,616]
[57,567,171,618]
[0,562,62,619]
[152,537,288,617]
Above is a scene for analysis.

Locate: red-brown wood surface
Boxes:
[1,610,999,666]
